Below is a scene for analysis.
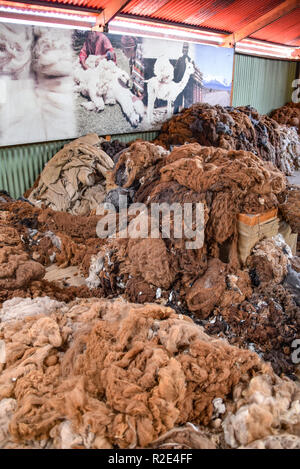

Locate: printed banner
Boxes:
[0,22,234,145]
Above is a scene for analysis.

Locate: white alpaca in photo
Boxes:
[0,24,76,146]
[146,56,195,124]
[74,56,108,112]
[74,55,144,127]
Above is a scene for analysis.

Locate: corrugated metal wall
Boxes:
[0,131,158,198]
[0,139,71,199]
[232,54,297,114]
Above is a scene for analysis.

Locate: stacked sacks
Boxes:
[155,103,300,175]
[0,296,299,449]
[270,102,300,135]
[28,134,114,216]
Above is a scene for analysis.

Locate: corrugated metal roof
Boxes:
[35,0,110,10]
[123,0,300,46]
[4,0,300,46]
[123,0,283,30]
[251,8,300,46]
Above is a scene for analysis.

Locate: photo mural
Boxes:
[0,22,234,145]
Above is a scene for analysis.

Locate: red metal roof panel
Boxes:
[123,0,284,32]
[251,8,300,46]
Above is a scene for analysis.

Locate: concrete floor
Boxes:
[287,171,300,186]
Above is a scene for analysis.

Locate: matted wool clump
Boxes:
[0,297,299,449]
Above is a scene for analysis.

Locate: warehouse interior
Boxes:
[0,0,300,450]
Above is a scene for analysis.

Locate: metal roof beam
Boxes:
[93,0,130,31]
[222,0,300,47]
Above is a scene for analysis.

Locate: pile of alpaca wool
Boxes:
[155,103,300,175]
[205,238,300,378]
[2,167,299,380]
[279,185,300,237]
[270,102,300,134]
[0,142,293,316]
[89,142,287,312]
[0,223,45,292]
[0,192,149,305]
[87,140,300,377]
[0,296,299,449]
[100,139,127,162]
[0,198,108,306]
[239,106,300,175]
[279,185,300,256]
[27,134,114,216]
[107,140,169,191]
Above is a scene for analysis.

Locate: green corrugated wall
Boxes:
[0,131,158,198]
[232,54,297,114]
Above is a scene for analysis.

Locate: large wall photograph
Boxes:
[0,22,234,146]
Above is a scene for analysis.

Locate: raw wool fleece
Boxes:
[78,143,287,317]
[270,102,300,135]
[0,245,45,290]
[0,296,271,449]
[0,297,65,323]
[107,141,169,190]
[100,139,127,161]
[0,200,109,306]
[185,258,252,319]
[204,234,299,378]
[223,373,300,448]
[205,280,300,379]
[146,424,217,449]
[0,142,290,322]
[0,24,75,145]
[160,144,285,196]
[0,194,113,278]
[279,185,300,236]
[242,434,300,449]
[246,236,290,285]
[1,297,299,449]
[158,143,285,254]
[28,134,114,215]
[155,103,300,175]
